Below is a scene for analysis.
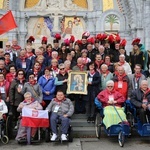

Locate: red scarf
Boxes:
[20,56,27,62]
[95,60,103,69]
[119,61,125,66]
[5,59,10,65]
[104,62,110,66]
[141,88,150,98]
[77,64,84,71]
[33,67,41,76]
[26,52,34,58]
[101,70,110,77]
[54,97,66,104]
[106,88,115,95]
[29,80,36,85]
[47,51,52,57]
[115,72,126,81]
[11,45,21,51]
[135,73,142,80]
[52,66,58,71]
[89,70,95,75]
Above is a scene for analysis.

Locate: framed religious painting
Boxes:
[67,71,88,95]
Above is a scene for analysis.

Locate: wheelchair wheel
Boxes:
[118,131,125,147]
[5,116,11,138]
[68,126,73,142]
[126,112,134,127]
[95,113,102,139]
[1,135,9,144]
[45,128,50,142]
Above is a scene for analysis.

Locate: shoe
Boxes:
[51,133,57,141]
[87,117,91,123]
[91,117,95,123]
[14,125,18,130]
[61,134,67,141]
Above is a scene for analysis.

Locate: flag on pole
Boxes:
[0,10,17,35]
[22,107,49,128]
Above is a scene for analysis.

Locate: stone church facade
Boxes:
[0,0,150,53]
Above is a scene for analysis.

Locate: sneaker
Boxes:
[51,133,57,141]
[61,134,67,141]
[91,117,95,123]
[87,117,91,123]
[14,125,18,130]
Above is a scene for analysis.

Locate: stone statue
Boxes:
[34,0,60,10]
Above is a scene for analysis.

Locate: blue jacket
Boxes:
[15,58,31,73]
[38,76,56,100]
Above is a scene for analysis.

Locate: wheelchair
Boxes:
[125,100,150,137]
[45,116,73,143]
[16,115,41,145]
[95,97,130,147]
[0,112,11,144]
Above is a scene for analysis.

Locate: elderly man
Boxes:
[113,66,131,99]
[118,54,132,75]
[130,80,150,124]
[46,90,74,141]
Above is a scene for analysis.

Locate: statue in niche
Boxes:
[34,0,60,10]
[64,0,87,10]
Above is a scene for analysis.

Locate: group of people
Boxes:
[0,33,150,143]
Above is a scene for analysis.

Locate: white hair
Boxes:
[119,54,125,58]
[101,64,108,69]
[140,80,148,86]
[24,92,32,98]
[106,80,114,86]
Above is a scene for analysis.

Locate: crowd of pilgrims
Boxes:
[0,32,150,128]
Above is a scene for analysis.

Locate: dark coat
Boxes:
[130,88,150,108]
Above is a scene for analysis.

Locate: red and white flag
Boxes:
[22,107,49,128]
[0,10,17,35]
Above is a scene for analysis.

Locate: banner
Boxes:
[0,10,17,35]
[22,107,49,128]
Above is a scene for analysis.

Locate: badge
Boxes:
[54,105,60,113]
[118,81,123,88]
[22,62,26,68]
[109,95,114,101]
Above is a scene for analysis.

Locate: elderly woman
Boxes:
[15,92,42,141]
[97,80,127,129]
[21,73,43,103]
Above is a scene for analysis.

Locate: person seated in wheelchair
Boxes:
[0,96,8,120]
[130,80,150,124]
[97,80,128,129]
[46,90,74,141]
[15,92,43,141]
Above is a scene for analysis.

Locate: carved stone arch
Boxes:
[99,9,125,32]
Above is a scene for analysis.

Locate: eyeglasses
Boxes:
[107,86,113,88]
[18,73,23,75]
[60,68,65,70]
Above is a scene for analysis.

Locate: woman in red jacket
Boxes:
[97,80,127,129]
[6,65,16,83]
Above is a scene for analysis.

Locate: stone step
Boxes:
[72,114,87,119]
[71,119,95,127]
[73,127,96,138]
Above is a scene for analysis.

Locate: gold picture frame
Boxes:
[67,71,88,95]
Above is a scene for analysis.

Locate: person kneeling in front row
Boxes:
[46,90,74,141]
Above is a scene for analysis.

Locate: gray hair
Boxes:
[106,80,114,86]
[64,60,71,66]
[140,80,148,86]
[24,92,32,98]
[101,64,108,69]
[58,63,65,69]
[119,54,125,58]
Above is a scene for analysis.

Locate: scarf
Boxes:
[33,67,41,76]
[89,70,95,76]
[119,61,125,66]
[26,52,34,58]
[101,70,110,78]
[29,80,36,85]
[141,88,150,99]
[11,45,21,51]
[77,64,84,71]
[115,72,126,81]
[104,62,110,67]
[54,97,66,105]
[44,75,50,80]
[106,88,116,95]
[23,98,35,105]
[20,56,26,62]
[135,73,142,80]
[5,59,10,65]
[52,66,58,72]
[47,51,52,57]
[95,60,103,69]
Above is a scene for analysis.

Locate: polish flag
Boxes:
[22,107,49,128]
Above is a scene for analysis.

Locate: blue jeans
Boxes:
[50,112,70,134]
